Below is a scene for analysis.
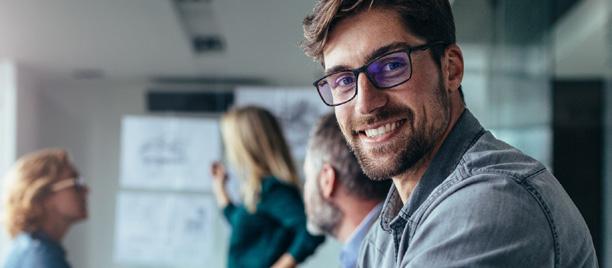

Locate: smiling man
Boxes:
[302,0,598,267]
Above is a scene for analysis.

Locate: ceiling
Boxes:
[0,0,608,85]
[0,0,320,85]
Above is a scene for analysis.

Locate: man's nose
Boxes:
[355,73,387,114]
[79,185,90,195]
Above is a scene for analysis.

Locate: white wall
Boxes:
[0,61,47,169]
[0,61,17,260]
[0,61,16,176]
[0,62,47,257]
[20,78,340,268]
[14,64,44,156]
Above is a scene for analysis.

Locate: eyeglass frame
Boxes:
[50,176,87,193]
[312,41,449,107]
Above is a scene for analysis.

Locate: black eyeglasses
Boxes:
[313,41,447,106]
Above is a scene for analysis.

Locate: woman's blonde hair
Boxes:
[2,148,73,237]
[221,106,299,213]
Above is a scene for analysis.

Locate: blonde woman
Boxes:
[2,148,88,268]
[211,106,325,268]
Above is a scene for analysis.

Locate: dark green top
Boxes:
[222,176,325,268]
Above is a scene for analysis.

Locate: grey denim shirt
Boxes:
[358,110,598,268]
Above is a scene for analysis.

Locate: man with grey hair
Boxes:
[303,112,390,268]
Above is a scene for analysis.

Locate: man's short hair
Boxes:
[307,113,390,200]
[302,0,456,66]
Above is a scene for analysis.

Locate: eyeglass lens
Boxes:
[316,51,412,105]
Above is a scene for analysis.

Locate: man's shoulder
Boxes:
[459,131,547,181]
[409,131,597,267]
[13,233,63,255]
[5,233,69,268]
[445,130,566,214]
[424,131,558,229]
[421,130,555,219]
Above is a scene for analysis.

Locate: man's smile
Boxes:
[352,118,407,142]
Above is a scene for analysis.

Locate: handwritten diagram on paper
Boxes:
[235,87,332,160]
[120,116,220,191]
[113,191,217,266]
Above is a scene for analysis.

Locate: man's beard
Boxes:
[305,182,343,236]
[347,82,450,181]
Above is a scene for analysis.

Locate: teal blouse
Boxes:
[222,176,325,268]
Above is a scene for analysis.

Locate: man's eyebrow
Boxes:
[365,42,411,63]
[324,65,352,76]
[323,42,412,76]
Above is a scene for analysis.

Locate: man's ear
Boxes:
[318,163,337,199]
[442,43,464,94]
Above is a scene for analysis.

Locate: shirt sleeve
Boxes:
[260,183,325,263]
[222,202,238,226]
[402,174,556,267]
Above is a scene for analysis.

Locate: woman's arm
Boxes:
[262,182,325,264]
[211,161,230,208]
[271,254,297,268]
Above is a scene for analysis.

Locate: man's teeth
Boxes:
[364,121,401,138]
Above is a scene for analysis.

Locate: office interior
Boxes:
[0,0,611,267]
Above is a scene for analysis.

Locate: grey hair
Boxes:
[306,113,390,200]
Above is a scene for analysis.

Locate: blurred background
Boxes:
[0,0,610,267]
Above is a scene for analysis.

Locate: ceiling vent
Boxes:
[174,0,225,54]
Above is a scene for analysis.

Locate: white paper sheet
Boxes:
[113,191,216,266]
[120,116,220,191]
[235,87,332,160]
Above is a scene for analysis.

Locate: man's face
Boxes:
[303,154,342,236]
[323,8,451,180]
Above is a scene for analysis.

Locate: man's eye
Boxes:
[335,75,355,87]
[382,61,406,72]
[317,80,329,88]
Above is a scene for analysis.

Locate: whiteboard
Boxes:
[120,116,220,191]
[113,191,217,266]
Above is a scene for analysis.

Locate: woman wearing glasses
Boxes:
[211,106,325,268]
[2,148,88,268]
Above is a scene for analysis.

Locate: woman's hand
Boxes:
[271,254,297,268]
[211,161,228,186]
[211,161,230,207]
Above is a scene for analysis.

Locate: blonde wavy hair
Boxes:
[221,106,299,213]
[2,148,73,238]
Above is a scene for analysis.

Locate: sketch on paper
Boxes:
[140,135,187,165]
[235,87,331,160]
[120,116,221,191]
[113,191,217,266]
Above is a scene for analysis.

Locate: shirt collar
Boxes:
[29,231,67,256]
[380,109,485,231]
[340,203,383,268]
